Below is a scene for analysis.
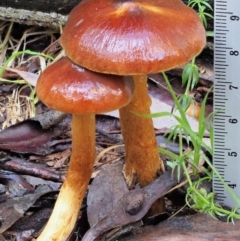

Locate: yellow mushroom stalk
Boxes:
[37,114,95,240]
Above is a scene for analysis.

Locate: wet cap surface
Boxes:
[36,57,134,114]
[61,0,206,75]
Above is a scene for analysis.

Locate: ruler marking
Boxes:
[214,190,225,193]
[214,115,230,117]
[214,188,225,191]
[213,180,224,183]
[215,189,225,192]
[214,187,224,190]
[216,81,230,84]
[215,29,229,32]
[216,196,226,199]
[214,184,224,187]
[214,101,226,104]
[215,26,227,28]
[216,12,233,14]
[216,148,231,151]
[214,112,226,115]
[214,183,225,186]
[215,105,226,108]
[215,47,232,49]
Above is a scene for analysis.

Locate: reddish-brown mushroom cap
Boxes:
[36,57,134,113]
[61,0,206,75]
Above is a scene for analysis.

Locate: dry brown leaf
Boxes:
[5,67,38,86]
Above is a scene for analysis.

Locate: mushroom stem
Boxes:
[119,75,164,187]
[37,114,95,241]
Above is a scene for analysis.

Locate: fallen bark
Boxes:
[0,0,78,14]
[0,0,80,27]
[0,7,68,27]
[119,213,240,241]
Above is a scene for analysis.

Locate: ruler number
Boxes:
[229,118,238,124]
[230,15,239,21]
[230,51,239,56]
[228,151,237,157]
[228,184,237,189]
[229,85,238,90]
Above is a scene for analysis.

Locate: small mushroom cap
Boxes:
[36,57,134,114]
[61,0,206,75]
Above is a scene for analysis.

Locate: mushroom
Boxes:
[36,57,134,241]
[60,0,206,206]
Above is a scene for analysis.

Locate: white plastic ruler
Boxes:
[213,0,240,208]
